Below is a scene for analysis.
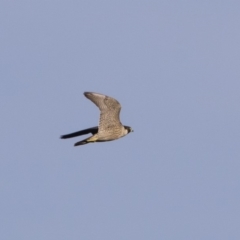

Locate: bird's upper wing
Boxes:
[84,92,122,131]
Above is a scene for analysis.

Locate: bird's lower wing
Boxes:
[61,126,98,139]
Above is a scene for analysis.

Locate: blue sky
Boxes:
[1,1,240,239]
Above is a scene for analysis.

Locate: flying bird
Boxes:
[61,92,133,146]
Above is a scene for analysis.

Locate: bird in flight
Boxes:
[61,92,133,146]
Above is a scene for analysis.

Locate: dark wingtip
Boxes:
[84,92,91,97]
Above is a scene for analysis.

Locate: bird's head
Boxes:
[124,126,134,134]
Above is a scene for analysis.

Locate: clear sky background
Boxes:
[1,1,240,240]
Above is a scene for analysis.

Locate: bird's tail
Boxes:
[60,126,98,139]
[74,135,98,147]
[74,138,90,146]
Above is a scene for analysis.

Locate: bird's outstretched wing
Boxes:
[61,126,98,139]
[84,92,122,133]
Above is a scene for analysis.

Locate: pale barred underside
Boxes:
[84,92,124,140]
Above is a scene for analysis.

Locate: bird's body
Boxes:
[61,92,133,146]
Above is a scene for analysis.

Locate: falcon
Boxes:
[61,92,133,146]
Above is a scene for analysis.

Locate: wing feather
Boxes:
[84,92,122,132]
